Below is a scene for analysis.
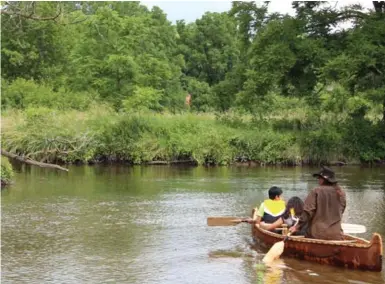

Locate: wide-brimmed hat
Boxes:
[313,166,337,183]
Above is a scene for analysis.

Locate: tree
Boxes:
[177,12,239,86]
[1,2,72,83]
[319,2,385,122]
[67,3,183,109]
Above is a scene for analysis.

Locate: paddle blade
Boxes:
[262,241,285,263]
[207,217,243,226]
[342,223,366,234]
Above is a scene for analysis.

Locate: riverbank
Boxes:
[1,106,384,167]
[1,158,14,186]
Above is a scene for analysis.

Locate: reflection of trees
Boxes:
[8,159,23,172]
[337,166,384,190]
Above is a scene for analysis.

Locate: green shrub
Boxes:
[230,128,299,164]
[1,158,14,185]
[182,77,214,112]
[122,86,164,113]
[341,118,385,163]
[1,78,98,111]
[299,125,344,164]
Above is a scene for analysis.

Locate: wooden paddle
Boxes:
[262,232,291,263]
[262,216,300,263]
[342,223,366,234]
[207,217,367,234]
[207,217,251,226]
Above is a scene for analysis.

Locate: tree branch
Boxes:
[60,17,88,26]
[1,149,69,172]
[1,4,62,21]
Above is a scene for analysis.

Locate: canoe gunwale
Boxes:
[253,224,374,248]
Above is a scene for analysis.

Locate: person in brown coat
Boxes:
[289,166,346,240]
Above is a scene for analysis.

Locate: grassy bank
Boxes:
[1,158,14,186]
[2,105,384,166]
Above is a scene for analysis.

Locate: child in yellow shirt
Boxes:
[255,186,285,224]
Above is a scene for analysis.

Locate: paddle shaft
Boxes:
[283,232,293,241]
[206,217,252,226]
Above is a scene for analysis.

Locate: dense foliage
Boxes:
[1,158,14,185]
[1,1,385,166]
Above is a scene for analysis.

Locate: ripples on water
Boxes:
[1,165,385,283]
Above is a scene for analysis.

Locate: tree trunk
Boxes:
[1,150,69,172]
[373,1,385,14]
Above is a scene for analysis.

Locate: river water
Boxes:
[1,165,385,283]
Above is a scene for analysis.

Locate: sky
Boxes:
[141,1,374,23]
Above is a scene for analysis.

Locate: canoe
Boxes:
[251,213,383,271]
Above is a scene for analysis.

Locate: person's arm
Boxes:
[254,203,265,224]
[261,217,283,231]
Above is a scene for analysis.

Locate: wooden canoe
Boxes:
[251,215,383,271]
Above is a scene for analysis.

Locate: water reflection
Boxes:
[255,260,286,284]
[2,165,385,283]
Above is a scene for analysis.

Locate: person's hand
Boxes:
[289,226,298,233]
[241,218,254,224]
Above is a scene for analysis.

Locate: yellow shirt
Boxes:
[257,199,286,218]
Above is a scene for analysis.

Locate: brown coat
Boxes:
[298,185,346,240]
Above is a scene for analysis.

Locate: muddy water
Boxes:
[2,165,384,283]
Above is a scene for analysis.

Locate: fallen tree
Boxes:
[1,149,69,172]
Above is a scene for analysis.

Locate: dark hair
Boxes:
[282,196,304,219]
[321,179,335,186]
[268,186,283,200]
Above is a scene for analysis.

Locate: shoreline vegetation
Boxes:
[1,104,384,169]
[1,157,14,187]
[1,2,385,183]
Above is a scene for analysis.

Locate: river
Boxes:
[1,165,385,283]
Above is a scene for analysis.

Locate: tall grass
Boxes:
[1,104,384,166]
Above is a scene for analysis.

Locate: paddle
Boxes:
[207,217,251,226]
[342,223,366,234]
[206,217,367,234]
[262,232,292,263]
[262,216,300,263]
